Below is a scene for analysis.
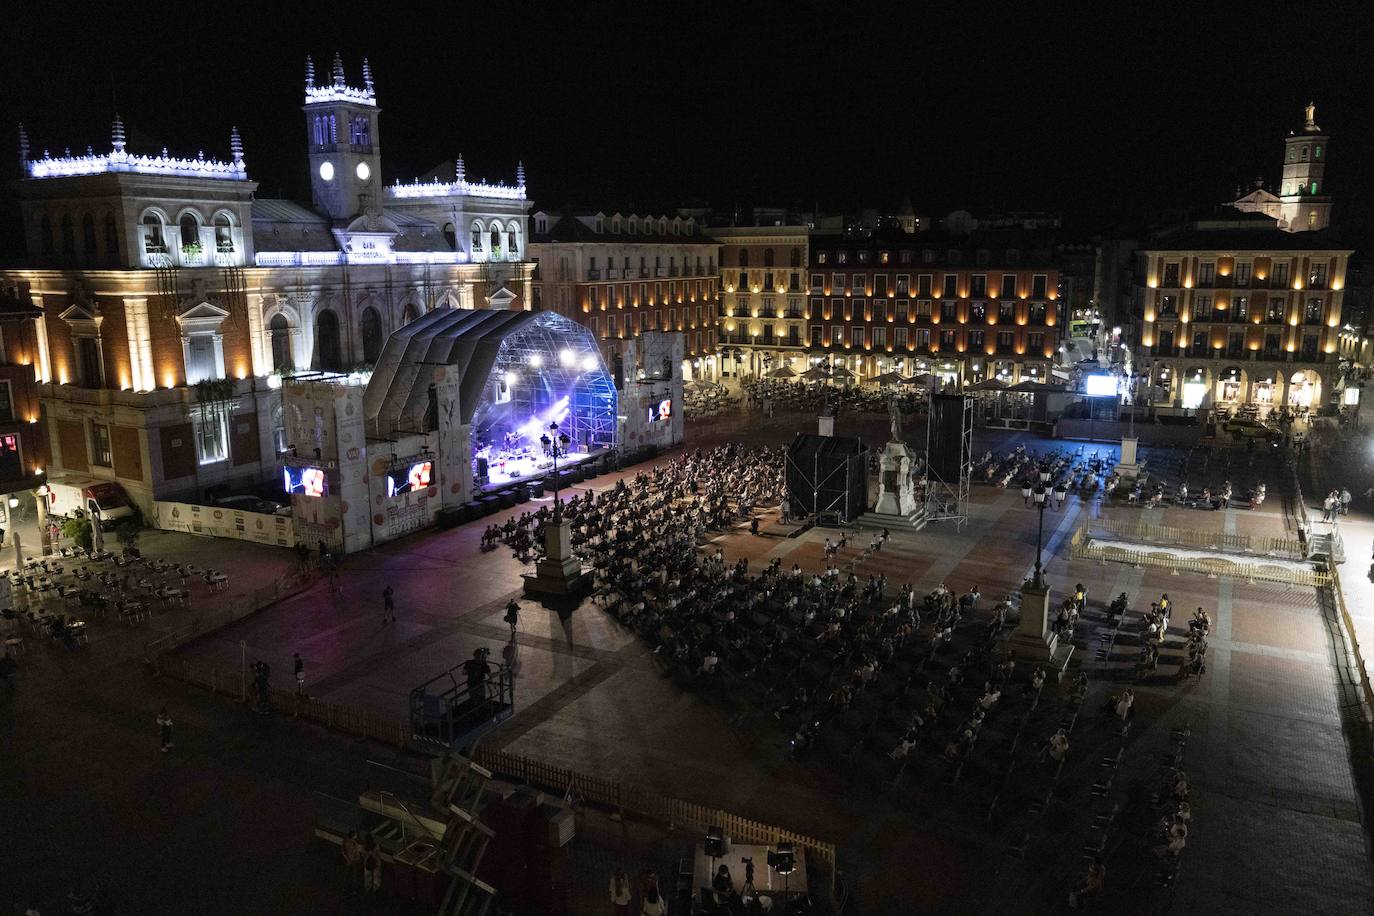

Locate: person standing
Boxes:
[1341,488,1353,516]
[157,706,173,753]
[609,867,632,916]
[382,584,396,624]
[341,830,364,893]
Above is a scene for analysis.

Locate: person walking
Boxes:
[609,867,633,916]
[382,584,396,624]
[1341,488,1353,516]
[361,834,382,895]
[504,599,520,637]
[157,706,173,753]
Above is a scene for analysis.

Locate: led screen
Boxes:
[657,398,672,419]
[284,466,327,498]
[387,461,433,497]
[1084,374,1117,397]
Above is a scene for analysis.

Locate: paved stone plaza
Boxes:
[5,411,1374,913]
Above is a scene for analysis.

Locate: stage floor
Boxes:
[477,449,604,491]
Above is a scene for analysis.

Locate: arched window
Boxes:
[659,218,667,234]
[269,314,293,372]
[471,221,484,251]
[360,306,383,363]
[142,213,165,253]
[179,213,200,249]
[104,213,119,265]
[214,213,234,252]
[790,247,801,268]
[764,248,775,268]
[739,249,749,268]
[1300,147,1309,162]
[60,214,75,257]
[315,309,343,371]
[489,227,502,256]
[442,222,456,249]
[506,224,518,256]
[402,302,421,325]
[81,213,97,261]
[628,218,637,233]
[39,215,53,258]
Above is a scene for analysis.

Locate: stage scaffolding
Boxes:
[474,312,618,454]
[924,392,973,529]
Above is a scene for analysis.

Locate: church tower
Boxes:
[304,53,383,220]
[1278,101,1331,232]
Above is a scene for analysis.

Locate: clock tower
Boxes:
[304,53,383,220]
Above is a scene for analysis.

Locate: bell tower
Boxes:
[1278,101,1331,232]
[304,53,383,220]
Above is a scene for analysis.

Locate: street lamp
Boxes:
[1031,482,1049,588]
[548,421,571,522]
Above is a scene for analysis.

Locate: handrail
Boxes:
[1329,568,1374,724]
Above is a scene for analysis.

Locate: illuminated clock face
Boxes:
[318,161,335,181]
[355,161,371,181]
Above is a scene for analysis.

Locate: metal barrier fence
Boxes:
[152,654,410,748]
[1088,516,1305,560]
[142,574,309,662]
[1072,528,1331,588]
[471,745,839,901]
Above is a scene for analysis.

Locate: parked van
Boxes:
[45,478,135,529]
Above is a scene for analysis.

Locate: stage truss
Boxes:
[924,392,972,529]
[473,311,618,459]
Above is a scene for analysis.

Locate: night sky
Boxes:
[4,3,1374,246]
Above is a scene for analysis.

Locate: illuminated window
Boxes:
[90,421,111,467]
[194,408,228,465]
[214,214,234,253]
[1308,212,1317,229]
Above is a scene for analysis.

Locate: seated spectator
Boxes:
[1046,728,1070,763]
[889,731,918,760]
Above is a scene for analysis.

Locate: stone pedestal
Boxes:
[1005,578,1074,680]
[818,416,835,437]
[1116,436,1141,480]
[522,519,588,598]
[873,441,919,519]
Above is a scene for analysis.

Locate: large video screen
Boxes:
[1084,374,1117,397]
[387,461,433,497]
[284,466,327,498]
[648,398,673,423]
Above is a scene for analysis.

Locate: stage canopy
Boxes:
[364,309,617,484]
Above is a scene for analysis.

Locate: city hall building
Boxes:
[2,54,534,513]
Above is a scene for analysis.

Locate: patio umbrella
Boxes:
[903,373,936,387]
[800,366,830,381]
[969,378,1008,392]
[871,371,905,385]
[767,365,798,379]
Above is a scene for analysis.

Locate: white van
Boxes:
[45,478,135,529]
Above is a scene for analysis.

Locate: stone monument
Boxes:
[522,517,589,599]
[1006,576,1074,680]
[865,398,921,525]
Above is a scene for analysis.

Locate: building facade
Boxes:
[803,231,1063,385]
[528,211,719,380]
[1230,102,1332,233]
[1131,219,1353,414]
[4,54,533,514]
[713,225,809,380]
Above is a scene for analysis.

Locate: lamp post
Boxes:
[1032,476,1049,589]
[548,421,571,522]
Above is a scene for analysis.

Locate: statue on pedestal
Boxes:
[888,397,903,443]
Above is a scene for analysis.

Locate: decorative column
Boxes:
[246,293,268,377]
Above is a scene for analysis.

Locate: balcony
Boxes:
[607,268,621,279]
[586,268,601,280]
[655,268,667,277]
[639,269,650,278]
